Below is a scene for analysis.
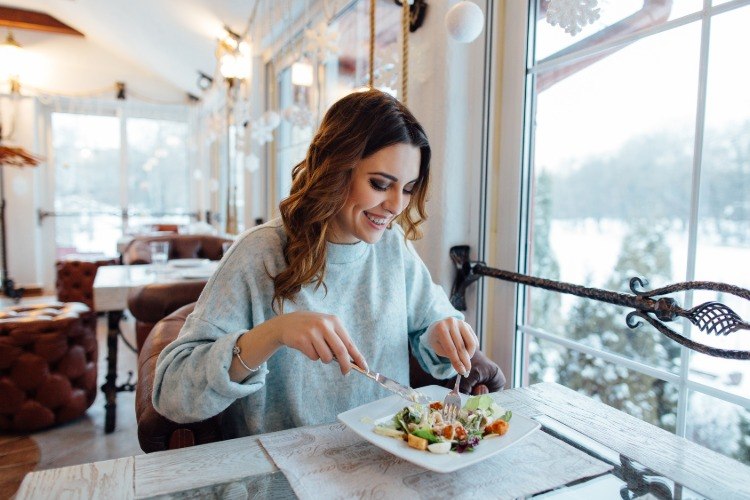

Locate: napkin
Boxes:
[260,423,613,499]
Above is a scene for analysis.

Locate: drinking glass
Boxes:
[149,241,170,269]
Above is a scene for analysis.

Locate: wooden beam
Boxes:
[0,6,84,37]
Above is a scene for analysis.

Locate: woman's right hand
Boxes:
[269,311,368,375]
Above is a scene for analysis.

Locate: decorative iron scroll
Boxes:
[449,245,750,360]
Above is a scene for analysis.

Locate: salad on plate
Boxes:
[373,394,512,454]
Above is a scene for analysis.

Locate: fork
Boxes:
[442,374,462,423]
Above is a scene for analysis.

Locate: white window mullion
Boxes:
[676,0,714,439]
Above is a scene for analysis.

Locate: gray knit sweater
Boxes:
[152,218,461,439]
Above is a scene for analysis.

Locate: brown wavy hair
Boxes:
[273,89,431,312]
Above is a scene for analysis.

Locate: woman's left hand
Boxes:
[426,318,478,376]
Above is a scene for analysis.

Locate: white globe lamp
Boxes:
[445,1,485,44]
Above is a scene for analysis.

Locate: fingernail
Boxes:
[463,370,470,378]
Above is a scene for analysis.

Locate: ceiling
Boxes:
[0,0,313,97]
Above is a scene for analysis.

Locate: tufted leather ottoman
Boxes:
[0,302,98,432]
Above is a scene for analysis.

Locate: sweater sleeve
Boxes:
[151,237,269,424]
[402,239,463,380]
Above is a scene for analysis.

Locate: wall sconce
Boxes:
[0,31,23,93]
[217,26,251,85]
[291,61,313,87]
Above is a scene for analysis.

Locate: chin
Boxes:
[357,228,386,244]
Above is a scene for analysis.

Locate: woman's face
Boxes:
[329,142,421,244]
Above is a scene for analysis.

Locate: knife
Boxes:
[344,361,431,404]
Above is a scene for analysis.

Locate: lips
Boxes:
[364,211,389,226]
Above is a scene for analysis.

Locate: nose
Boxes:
[382,189,405,215]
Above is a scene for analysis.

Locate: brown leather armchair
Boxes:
[135,298,506,453]
[55,257,119,335]
[121,234,233,265]
[127,281,207,351]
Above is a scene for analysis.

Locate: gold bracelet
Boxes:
[232,344,259,373]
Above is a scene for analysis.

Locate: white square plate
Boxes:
[338,385,541,473]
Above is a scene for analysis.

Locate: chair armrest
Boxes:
[136,304,224,452]
[409,348,506,395]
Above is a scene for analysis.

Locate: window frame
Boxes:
[487,0,750,445]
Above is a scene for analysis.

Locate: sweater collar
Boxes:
[326,240,370,264]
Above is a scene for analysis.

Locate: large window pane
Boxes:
[688,5,750,399]
[529,22,702,369]
[127,117,190,223]
[52,112,121,257]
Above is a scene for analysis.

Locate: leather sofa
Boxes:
[0,302,98,432]
[134,293,506,452]
[121,234,233,265]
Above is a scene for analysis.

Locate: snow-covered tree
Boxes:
[555,220,680,431]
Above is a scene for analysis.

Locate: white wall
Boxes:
[409,0,489,329]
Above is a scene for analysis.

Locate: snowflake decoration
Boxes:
[250,110,281,145]
[546,0,600,36]
[281,104,315,129]
[304,21,340,62]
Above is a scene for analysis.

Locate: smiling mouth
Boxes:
[364,212,389,226]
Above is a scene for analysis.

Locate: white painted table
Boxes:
[16,383,750,499]
[93,262,218,433]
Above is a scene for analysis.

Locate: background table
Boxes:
[16,383,750,499]
[93,262,218,433]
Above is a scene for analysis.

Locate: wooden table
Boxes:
[93,262,218,433]
[16,383,750,499]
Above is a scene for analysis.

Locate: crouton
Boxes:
[407,433,429,451]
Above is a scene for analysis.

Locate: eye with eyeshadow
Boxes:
[369,179,389,192]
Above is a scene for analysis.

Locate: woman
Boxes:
[152,89,478,438]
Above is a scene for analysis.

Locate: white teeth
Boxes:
[365,212,388,225]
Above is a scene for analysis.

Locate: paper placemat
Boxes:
[260,423,613,500]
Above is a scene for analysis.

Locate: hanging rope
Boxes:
[369,0,376,88]
[401,0,409,104]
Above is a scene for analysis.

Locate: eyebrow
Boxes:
[370,172,418,184]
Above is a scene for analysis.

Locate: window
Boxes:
[511,1,750,465]
[48,103,192,258]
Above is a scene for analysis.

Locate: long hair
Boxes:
[273,89,431,312]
